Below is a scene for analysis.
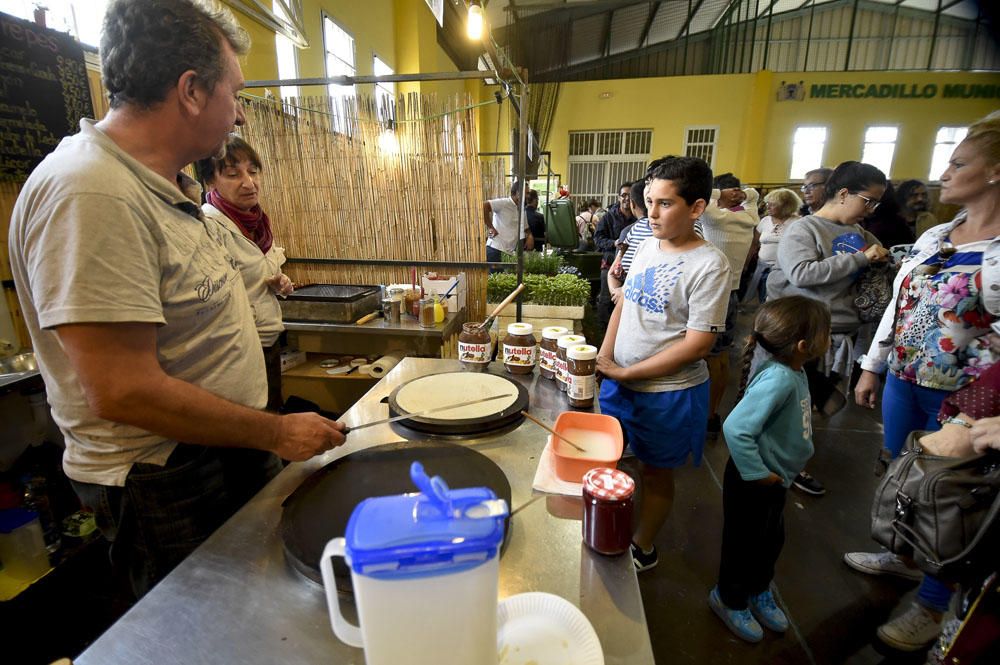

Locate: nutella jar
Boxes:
[566,344,598,408]
[502,322,537,375]
[555,334,586,392]
[539,326,569,380]
[582,467,635,556]
[458,322,491,372]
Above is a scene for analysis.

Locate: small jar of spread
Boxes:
[566,344,598,408]
[502,322,537,374]
[418,298,436,327]
[458,322,491,372]
[539,326,568,380]
[555,334,586,392]
[582,467,635,556]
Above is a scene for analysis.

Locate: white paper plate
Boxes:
[497,592,604,665]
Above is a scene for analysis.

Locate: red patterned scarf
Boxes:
[207,189,273,254]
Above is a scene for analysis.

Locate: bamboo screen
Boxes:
[238,92,490,321]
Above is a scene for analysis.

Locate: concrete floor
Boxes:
[622,306,933,665]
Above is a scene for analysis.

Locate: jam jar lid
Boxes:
[583,468,635,500]
[557,334,586,350]
[507,322,534,336]
[567,344,598,361]
[541,326,569,340]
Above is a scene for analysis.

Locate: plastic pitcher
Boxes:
[321,462,508,665]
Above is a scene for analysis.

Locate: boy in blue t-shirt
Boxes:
[597,156,731,572]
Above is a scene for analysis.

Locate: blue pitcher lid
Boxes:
[344,462,509,579]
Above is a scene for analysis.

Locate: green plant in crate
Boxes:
[487,272,590,308]
[500,251,563,276]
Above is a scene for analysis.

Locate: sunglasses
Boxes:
[913,240,957,276]
[853,193,881,211]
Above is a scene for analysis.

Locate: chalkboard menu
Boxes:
[0,11,94,182]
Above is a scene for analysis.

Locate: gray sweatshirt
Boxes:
[766,214,879,333]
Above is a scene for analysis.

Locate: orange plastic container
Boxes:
[550,411,624,483]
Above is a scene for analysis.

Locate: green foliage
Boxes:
[500,251,563,276]
[486,272,591,308]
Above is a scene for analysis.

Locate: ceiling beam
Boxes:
[639,1,662,47]
[601,8,615,57]
[677,0,709,38]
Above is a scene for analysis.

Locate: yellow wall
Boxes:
[532,70,1000,186]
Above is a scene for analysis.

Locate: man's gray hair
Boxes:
[101,0,250,109]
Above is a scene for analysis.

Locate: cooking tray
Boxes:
[280,284,380,323]
[280,440,512,593]
[386,373,529,436]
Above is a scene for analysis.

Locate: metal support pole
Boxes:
[516,82,529,323]
[803,0,817,71]
[763,1,774,70]
[844,0,860,71]
[927,0,943,70]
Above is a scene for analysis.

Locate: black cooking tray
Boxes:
[284,284,380,302]
[280,440,512,594]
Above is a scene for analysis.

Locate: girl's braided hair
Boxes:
[735,296,832,402]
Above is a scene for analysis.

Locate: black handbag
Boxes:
[871,431,1000,583]
[854,262,896,323]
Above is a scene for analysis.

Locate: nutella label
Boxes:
[567,373,595,400]
[539,347,557,371]
[555,357,568,383]
[459,341,490,364]
[503,343,537,366]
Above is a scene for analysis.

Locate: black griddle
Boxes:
[386,372,529,436]
[280,440,512,594]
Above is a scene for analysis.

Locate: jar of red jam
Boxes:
[502,322,537,375]
[539,326,568,380]
[582,467,635,556]
[555,334,586,392]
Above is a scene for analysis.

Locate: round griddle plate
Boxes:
[280,440,512,594]
[387,372,529,436]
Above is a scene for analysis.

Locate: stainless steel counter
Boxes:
[76,358,654,665]
[0,369,41,392]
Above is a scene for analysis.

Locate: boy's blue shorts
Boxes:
[599,378,709,469]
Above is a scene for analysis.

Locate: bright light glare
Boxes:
[467,3,483,40]
[378,129,400,155]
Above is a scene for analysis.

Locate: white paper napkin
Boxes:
[531,438,584,496]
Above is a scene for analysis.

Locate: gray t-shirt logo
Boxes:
[623,261,685,314]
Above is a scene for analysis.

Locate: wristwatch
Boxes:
[941,415,973,428]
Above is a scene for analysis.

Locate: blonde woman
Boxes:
[744,188,802,304]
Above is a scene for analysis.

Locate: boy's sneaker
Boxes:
[792,471,826,496]
[876,603,943,651]
[708,587,763,643]
[843,551,923,581]
[630,542,658,572]
[748,589,789,632]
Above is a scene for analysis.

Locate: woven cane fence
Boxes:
[239,92,493,321]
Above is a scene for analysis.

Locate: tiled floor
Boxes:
[626,307,934,664]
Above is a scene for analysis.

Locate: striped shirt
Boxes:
[619,217,652,274]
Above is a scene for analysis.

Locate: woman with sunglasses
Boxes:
[846,110,1000,652]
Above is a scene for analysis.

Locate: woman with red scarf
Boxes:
[198,136,292,411]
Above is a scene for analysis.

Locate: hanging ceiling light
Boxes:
[466,1,484,41]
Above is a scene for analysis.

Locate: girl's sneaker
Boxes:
[749,589,789,632]
[709,587,763,643]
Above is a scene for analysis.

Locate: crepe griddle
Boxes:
[386,372,529,436]
[280,439,512,593]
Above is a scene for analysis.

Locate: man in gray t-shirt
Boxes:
[8,0,345,598]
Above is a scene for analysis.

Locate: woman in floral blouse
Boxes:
[846,110,1000,653]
